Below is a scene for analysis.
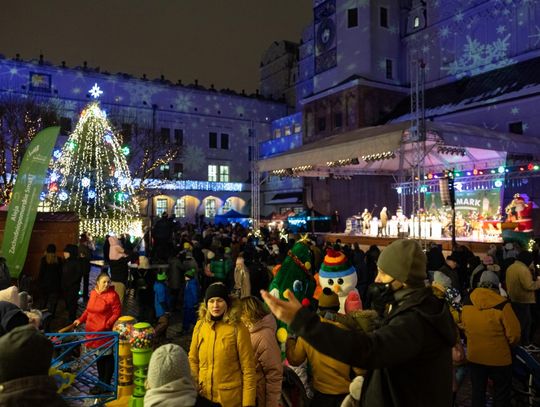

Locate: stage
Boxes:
[320,233,500,254]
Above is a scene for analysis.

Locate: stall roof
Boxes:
[257,121,540,175]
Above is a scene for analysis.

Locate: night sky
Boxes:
[0,0,312,93]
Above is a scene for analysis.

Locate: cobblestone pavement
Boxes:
[48,265,538,406]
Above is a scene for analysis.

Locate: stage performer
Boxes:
[505,194,533,233]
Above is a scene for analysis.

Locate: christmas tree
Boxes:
[47,98,139,237]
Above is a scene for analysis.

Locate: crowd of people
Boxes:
[1,212,540,406]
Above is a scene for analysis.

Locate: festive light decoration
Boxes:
[89,83,103,99]
[47,102,139,237]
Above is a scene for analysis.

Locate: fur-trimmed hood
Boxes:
[197,297,242,324]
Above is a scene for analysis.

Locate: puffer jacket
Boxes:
[189,300,256,407]
[287,317,352,395]
[290,287,456,407]
[248,314,282,407]
[461,287,520,366]
[77,286,121,348]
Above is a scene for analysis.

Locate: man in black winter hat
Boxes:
[262,239,456,407]
[0,325,68,406]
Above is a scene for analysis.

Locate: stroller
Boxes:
[513,346,540,406]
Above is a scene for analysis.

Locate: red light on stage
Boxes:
[528,163,534,171]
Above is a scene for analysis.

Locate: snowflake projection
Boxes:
[378,59,387,71]
[62,100,78,112]
[439,26,451,39]
[174,93,193,111]
[441,34,514,78]
[523,123,529,131]
[454,11,464,22]
[529,25,540,46]
[496,25,507,34]
[182,144,205,172]
[389,25,398,35]
[122,82,157,105]
[511,107,520,115]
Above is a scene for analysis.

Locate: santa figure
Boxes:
[506,194,533,232]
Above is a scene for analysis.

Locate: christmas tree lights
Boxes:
[48,101,140,237]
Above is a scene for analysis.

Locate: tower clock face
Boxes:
[316,18,336,53]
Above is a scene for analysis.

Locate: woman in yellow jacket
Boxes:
[461,270,521,407]
[189,282,257,407]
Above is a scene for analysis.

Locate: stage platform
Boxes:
[320,233,500,254]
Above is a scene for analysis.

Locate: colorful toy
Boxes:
[318,249,362,314]
[108,316,137,406]
[268,235,315,342]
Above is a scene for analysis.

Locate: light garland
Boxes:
[47,101,140,237]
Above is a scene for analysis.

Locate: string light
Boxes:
[47,101,139,237]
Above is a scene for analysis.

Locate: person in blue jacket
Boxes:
[182,268,200,334]
[153,271,170,344]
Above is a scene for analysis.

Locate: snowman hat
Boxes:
[319,248,356,279]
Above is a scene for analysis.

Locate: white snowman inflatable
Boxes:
[318,249,362,314]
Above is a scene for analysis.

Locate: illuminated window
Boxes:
[205,198,216,218]
[219,165,229,182]
[159,163,170,179]
[174,197,186,218]
[208,165,218,182]
[156,198,167,216]
[293,123,302,133]
[223,199,232,213]
[274,128,282,138]
[284,126,292,136]
[413,16,420,28]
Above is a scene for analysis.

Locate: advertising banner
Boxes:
[1,126,60,277]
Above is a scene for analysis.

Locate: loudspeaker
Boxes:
[439,178,451,206]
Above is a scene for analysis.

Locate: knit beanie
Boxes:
[479,270,500,289]
[377,240,427,288]
[517,251,534,267]
[46,244,56,254]
[157,271,167,281]
[319,249,356,279]
[0,325,53,382]
[147,344,192,389]
[205,282,229,305]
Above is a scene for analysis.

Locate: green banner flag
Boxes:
[1,126,60,278]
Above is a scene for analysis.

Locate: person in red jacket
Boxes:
[74,272,122,394]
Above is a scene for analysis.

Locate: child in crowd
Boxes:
[153,271,170,345]
[182,268,199,334]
